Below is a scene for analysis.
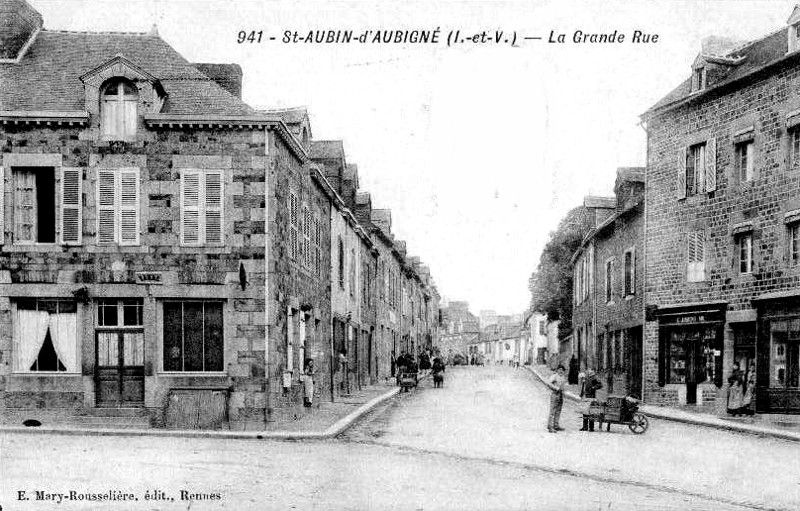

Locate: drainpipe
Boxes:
[639,118,649,403]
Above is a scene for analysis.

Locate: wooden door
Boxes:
[96,331,144,406]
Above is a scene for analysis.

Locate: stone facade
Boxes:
[571,171,645,398]
[642,14,800,411]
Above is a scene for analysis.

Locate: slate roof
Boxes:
[0,29,253,115]
[310,140,345,159]
[645,27,789,117]
[262,106,308,125]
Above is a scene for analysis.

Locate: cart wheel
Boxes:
[628,412,649,434]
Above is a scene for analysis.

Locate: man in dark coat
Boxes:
[568,355,579,384]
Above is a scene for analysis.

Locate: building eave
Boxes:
[143,113,308,162]
[0,110,90,126]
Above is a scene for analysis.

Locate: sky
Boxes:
[31,0,797,315]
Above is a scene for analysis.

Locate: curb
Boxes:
[0,386,401,441]
[525,365,800,442]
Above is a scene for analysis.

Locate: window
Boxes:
[97,167,140,245]
[790,128,800,169]
[14,299,77,373]
[97,299,143,327]
[101,79,138,141]
[538,320,546,336]
[692,67,706,92]
[790,223,800,267]
[605,259,614,304]
[738,233,754,274]
[313,211,322,276]
[769,319,800,389]
[624,248,635,296]
[12,167,55,243]
[338,237,345,290]
[597,333,605,373]
[180,169,223,245]
[349,248,356,297]
[687,231,705,282]
[686,143,706,196]
[736,140,754,183]
[162,301,223,372]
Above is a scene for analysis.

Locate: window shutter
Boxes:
[658,331,666,387]
[181,170,201,245]
[289,194,298,260]
[303,206,311,268]
[60,167,82,244]
[705,137,717,192]
[696,232,705,277]
[0,167,4,245]
[678,147,687,199]
[119,168,139,245]
[204,171,223,243]
[97,169,116,244]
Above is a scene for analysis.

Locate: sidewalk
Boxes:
[0,378,407,440]
[527,364,800,442]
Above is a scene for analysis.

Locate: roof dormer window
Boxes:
[692,66,707,92]
[101,79,138,141]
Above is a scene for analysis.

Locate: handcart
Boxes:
[398,372,418,392]
[583,395,649,434]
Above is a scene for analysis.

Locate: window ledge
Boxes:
[158,372,228,377]
[10,372,81,377]
[5,244,64,253]
[625,294,636,301]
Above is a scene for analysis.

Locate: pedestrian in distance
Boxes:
[302,359,316,408]
[727,362,745,416]
[568,355,579,385]
[547,365,567,433]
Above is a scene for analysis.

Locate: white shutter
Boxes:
[0,167,4,245]
[181,170,201,245]
[204,171,223,243]
[97,169,116,244]
[678,147,687,199]
[119,168,139,245]
[705,138,717,192]
[123,99,137,140]
[289,193,298,260]
[60,167,82,244]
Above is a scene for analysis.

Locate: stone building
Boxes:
[570,169,645,398]
[439,300,479,361]
[0,0,333,429]
[641,7,800,412]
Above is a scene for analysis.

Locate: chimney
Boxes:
[342,164,359,210]
[371,209,392,233]
[354,192,372,226]
[193,63,243,98]
[1,0,43,60]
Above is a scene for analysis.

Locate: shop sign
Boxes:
[135,271,163,285]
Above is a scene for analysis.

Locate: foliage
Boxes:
[529,206,591,334]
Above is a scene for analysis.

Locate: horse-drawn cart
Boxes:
[583,396,649,434]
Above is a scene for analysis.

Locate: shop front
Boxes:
[657,304,725,405]
[755,295,800,413]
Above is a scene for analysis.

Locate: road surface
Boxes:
[1,365,796,510]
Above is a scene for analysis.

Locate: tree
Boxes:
[529,206,592,335]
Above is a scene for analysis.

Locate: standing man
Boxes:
[547,365,567,433]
